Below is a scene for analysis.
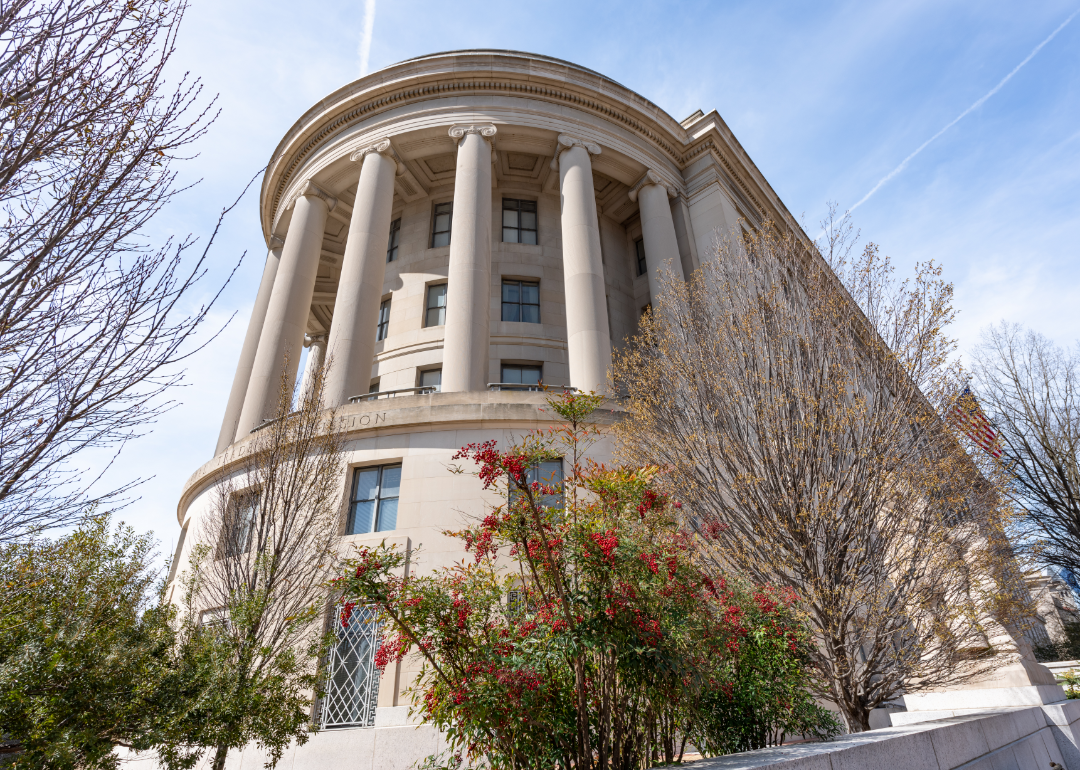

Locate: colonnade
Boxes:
[215,127,687,455]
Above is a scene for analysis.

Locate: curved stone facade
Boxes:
[167,49,803,770]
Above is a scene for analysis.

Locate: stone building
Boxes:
[163,50,1058,769]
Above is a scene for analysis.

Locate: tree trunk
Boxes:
[212,744,229,770]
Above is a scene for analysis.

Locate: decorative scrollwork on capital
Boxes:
[293,180,338,213]
[628,169,677,202]
[268,234,285,249]
[303,333,328,348]
[550,134,602,169]
[448,123,497,143]
[349,139,405,175]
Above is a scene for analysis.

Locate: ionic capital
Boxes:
[349,138,405,175]
[303,333,328,348]
[448,123,497,145]
[550,134,601,169]
[268,234,285,249]
[628,170,677,202]
[290,180,338,213]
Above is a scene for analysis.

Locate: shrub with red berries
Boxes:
[331,392,835,770]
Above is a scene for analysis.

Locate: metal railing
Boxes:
[487,383,579,393]
[348,385,437,403]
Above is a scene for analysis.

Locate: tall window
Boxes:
[220,491,258,557]
[386,218,401,262]
[376,298,391,341]
[320,603,380,728]
[501,280,540,323]
[509,460,563,509]
[420,368,442,393]
[501,363,542,389]
[431,202,452,247]
[502,198,537,244]
[635,238,647,276]
[347,464,401,535]
[425,284,447,327]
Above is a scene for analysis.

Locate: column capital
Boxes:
[287,180,338,213]
[268,234,285,249]
[628,169,677,202]
[550,134,601,169]
[448,123,497,144]
[349,139,405,174]
[303,333,328,348]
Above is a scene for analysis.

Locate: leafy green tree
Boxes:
[0,516,210,769]
[332,392,836,770]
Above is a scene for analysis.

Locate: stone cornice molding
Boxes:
[286,180,338,213]
[349,138,405,174]
[448,123,497,145]
[549,134,602,170]
[628,169,677,202]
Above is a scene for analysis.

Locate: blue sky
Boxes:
[93,0,1080,561]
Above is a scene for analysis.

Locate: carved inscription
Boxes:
[345,412,388,429]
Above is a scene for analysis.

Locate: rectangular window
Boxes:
[347,464,402,535]
[320,603,380,728]
[420,368,442,393]
[431,202,452,247]
[425,284,447,327]
[501,280,540,323]
[635,238,647,276]
[376,298,391,341]
[502,198,538,244]
[509,459,563,509]
[386,218,401,262]
[221,492,258,557]
[501,363,542,389]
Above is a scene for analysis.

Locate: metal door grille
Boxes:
[320,604,381,728]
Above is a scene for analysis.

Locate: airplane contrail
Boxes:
[358,0,377,76]
[848,7,1080,214]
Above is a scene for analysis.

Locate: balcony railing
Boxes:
[487,383,578,393]
[348,386,437,403]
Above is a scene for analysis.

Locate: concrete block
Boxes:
[978,710,1026,751]
[371,724,441,770]
[830,730,940,770]
[929,718,992,767]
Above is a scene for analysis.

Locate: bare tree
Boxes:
[0,0,237,542]
[612,215,1031,731]
[971,323,1080,577]
[180,357,345,770]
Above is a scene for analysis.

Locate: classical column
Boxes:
[214,236,284,455]
[630,170,685,305]
[554,134,611,394]
[236,181,336,437]
[322,140,400,407]
[296,333,328,405]
[441,124,495,393]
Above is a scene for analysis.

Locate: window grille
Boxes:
[431,203,452,247]
[320,604,381,729]
[501,280,540,323]
[502,198,537,244]
[386,218,401,262]
[347,464,402,535]
[220,492,259,557]
[376,299,391,341]
[635,238,647,276]
[425,284,447,327]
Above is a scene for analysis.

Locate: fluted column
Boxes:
[630,170,685,304]
[297,333,327,405]
[236,181,335,437]
[214,237,284,455]
[322,140,400,407]
[441,124,495,393]
[554,134,611,394]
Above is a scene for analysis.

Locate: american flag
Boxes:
[951,386,1003,458]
